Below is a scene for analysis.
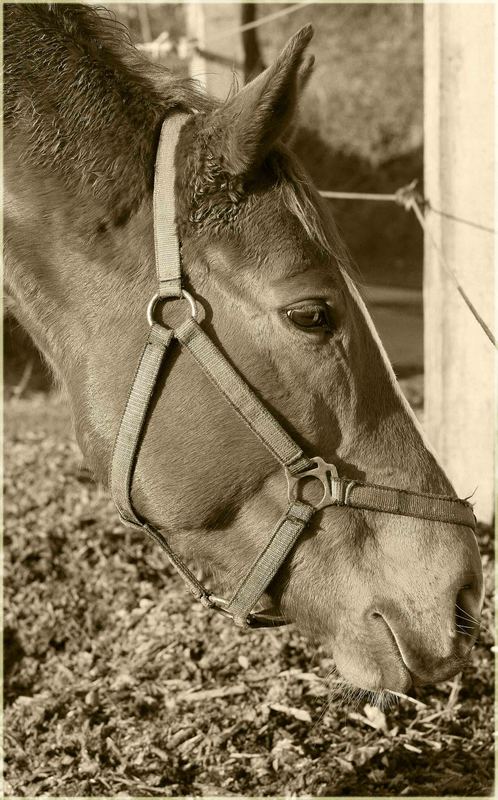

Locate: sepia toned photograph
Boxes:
[3,1,495,796]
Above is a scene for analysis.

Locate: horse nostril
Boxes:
[455,584,481,642]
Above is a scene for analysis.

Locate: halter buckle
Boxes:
[206,595,289,629]
[147,289,199,326]
[286,456,345,510]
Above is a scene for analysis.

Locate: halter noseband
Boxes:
[110,113,475,629]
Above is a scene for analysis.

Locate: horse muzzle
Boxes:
[331,568,482,693]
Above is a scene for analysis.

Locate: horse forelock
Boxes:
[177,125,351,280]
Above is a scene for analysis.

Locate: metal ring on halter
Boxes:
[147,289,199,326]
[285,456,341,510]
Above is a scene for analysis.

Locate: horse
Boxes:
[4,4,483,696]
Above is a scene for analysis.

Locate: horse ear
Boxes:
[211,25,314,175]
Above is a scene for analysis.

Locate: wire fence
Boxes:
[137,1,315,59]
[196,1,315,46]
[319,182,496,348]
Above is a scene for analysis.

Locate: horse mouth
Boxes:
[368,611,416,691]
[371,611,472,688]
[329,614,412,695]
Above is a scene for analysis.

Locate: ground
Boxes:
[4,391,494,797]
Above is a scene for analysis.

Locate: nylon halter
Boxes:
[110,112,476,629]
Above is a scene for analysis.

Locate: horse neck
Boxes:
[5,139,155,477]
[5,131,279,550]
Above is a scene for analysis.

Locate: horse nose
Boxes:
[377,573,483,686]
[455,581,482,640]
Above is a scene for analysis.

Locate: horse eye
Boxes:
[286,306,332,332]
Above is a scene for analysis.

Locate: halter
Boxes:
[110,113,476,629]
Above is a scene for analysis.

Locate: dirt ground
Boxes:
[3,389,494,798]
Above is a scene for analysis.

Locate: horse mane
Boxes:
[4,3,216,225]
[4,3,349,268]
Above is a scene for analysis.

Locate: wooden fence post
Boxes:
[186,3,244,100]
[424,4,495,523]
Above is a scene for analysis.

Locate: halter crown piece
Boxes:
[110,113,476,629]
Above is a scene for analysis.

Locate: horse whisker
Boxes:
[455,604,480,624]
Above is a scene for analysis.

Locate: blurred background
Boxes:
[5,2,424,401]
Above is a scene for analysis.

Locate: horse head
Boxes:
[4,6,482,695]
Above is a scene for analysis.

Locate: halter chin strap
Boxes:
[110,112,476,630]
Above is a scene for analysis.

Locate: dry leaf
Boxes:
[269,703,312,723]
[403,743,422,754]
[178,683,247,703]
[364,703,389,732]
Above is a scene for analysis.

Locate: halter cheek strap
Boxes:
[110,112,476,630]
[153,112,185,299]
